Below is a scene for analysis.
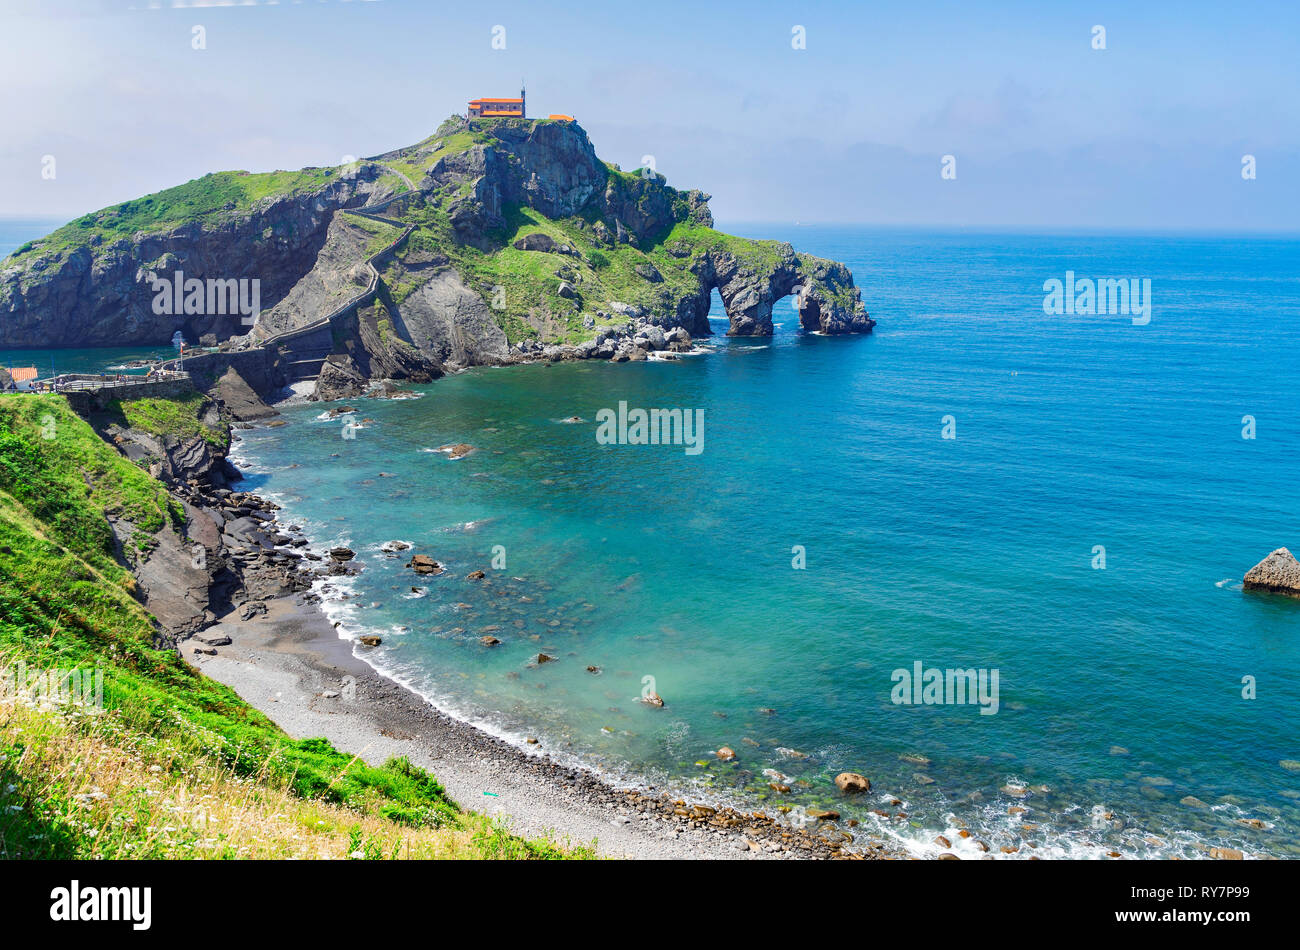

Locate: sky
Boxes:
[1,0,1297,230]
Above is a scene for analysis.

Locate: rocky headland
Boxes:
[1,115,874,414]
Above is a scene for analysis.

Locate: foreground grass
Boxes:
[0,695,588,860]
[0,393,595,859]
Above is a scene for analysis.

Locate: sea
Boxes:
[5,216,1299,858]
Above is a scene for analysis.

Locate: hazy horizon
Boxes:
[2,0,1297,230]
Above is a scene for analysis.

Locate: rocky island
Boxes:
[1,115,873,409]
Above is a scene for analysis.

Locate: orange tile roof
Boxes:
[470,98,523,104]
[8,367,38,382]
[548,114,574,121]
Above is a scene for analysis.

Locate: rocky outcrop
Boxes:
[1243,548,1300,596]
[370,268,508,369]
[214,365,277,421]
[314,355,367,401]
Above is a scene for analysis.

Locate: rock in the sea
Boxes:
[1209,846,1244,860]
[536,652,556,664]
[407,554,445,575]
[329,546,356,561]
[467,569,486,580]
[358,635,382,647]
[835,772,871,793]
[717,746,736,762]
[1243,547,1300,596]
[480,635,500,646]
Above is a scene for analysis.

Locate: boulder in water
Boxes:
[835,772,871,794]
[1243,547,1300,596]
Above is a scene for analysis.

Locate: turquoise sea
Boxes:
[9,217,1300,857]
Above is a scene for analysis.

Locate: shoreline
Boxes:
[187,593,892,859]
[207,386,892,859]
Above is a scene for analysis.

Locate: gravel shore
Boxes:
[188,595,893,859]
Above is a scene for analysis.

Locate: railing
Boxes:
[38,370,189,393]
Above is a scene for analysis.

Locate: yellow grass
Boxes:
[0,696,594,860]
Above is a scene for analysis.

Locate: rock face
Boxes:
[314,356,367,402]
[0,167,387,347]
[1243,547,1300,596]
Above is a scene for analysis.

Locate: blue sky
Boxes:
[2,0,1297,229]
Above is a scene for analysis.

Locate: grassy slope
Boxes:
[6,168,341,267]
[388,200,791,346]
[0,394,592,859]
[107,390,230,448]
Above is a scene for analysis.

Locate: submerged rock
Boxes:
[1243,547,1300,596]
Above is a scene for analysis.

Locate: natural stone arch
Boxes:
[691,244,875,337]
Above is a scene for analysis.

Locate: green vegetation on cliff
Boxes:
[9,168,341,264]
[0,393,592,859]
[108,390,230,448]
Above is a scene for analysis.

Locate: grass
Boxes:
[0,692,589,859]
[6,168,340,267]
[0,394,181,567]
[0,392,595,860]
[107,391,230,448]
[341,212,408,259]
[385,196,794,345]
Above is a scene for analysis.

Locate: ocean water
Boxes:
[21,215,1300,857]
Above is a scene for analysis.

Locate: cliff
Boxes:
[1,116,874,399]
